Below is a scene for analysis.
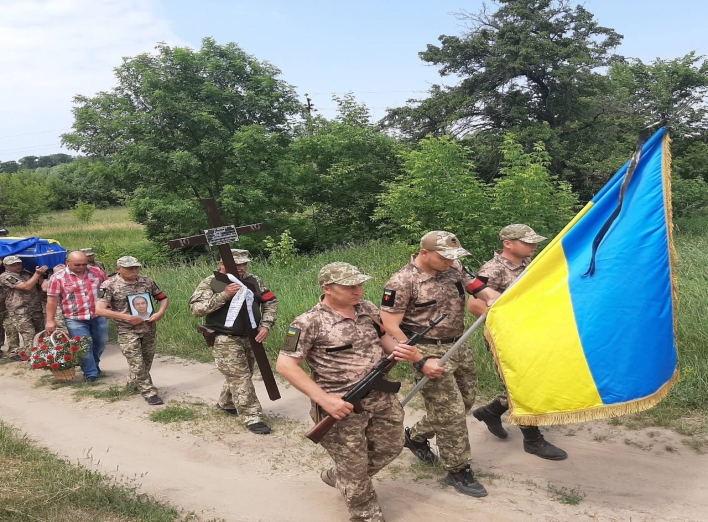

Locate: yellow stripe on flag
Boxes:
[486,239,602,419]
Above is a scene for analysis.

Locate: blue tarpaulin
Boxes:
[0,237,67,269]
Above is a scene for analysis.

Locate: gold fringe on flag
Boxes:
[506,370,680,426]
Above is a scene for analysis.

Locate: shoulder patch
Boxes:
[283,327,301,352]
[98,288,106,299]
[7,276,19,285]
[381,288,396,307]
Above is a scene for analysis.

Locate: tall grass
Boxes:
[12,208,708,417]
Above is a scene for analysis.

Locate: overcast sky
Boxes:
[1,0,706,161]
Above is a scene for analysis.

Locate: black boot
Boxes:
[520,426,568,460]
[404,427,440,465]
[472,398,509,439]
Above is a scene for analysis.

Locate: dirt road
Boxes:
[1,345,706,522]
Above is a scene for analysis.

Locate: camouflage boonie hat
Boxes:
[2,255,22,265]
[499,224,547,243]
[80,248,95,256]
[230,249,251,264]
[116,256,142,268]
[420,231,470,260]
[318,262,373,286]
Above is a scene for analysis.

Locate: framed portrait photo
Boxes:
[128,293,153,320]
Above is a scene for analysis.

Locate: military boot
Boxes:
[443,465,488,497]
[472,398,509,439]
[404,427,440,465]
[520,426,568,460]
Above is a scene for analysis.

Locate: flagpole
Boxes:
[400,314,487,406]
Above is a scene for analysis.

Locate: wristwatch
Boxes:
[413,356,431,372]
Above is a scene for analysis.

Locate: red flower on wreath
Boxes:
[31,346,37,352]
[74,336,81,341]
[64,355,72,361]
[70,345,79,352]
[55,345,63,351]
[40,344,48,350]
[19,351,26,357]
[33,355,40,360]
[33,364,40,369]
[40,361,47,367]
[38,337,45,343]
[50,363,59,369]
[47,354,54,360]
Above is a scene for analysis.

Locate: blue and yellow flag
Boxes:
[486,128,679,425]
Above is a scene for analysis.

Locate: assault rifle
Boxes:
[306,314,447,444]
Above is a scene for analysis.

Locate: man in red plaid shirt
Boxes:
[46,251,108,382]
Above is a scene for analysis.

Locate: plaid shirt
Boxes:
[46,266,107,320]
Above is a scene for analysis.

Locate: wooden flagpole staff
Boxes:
[169,198,281,401]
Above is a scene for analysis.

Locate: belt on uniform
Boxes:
[416,337,460,345]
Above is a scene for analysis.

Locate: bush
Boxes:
[672,176,708,218]
[73,201,96,223]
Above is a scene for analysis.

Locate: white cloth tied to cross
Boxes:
[224,273,257,329]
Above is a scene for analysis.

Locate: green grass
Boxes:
[149,405,200,424]
[14,208,708,427]
[0,421,204,522]
[547,483,586,505]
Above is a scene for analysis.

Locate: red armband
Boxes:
[154,292,168,301]
[465,279,487,295]
[261,290,276,302]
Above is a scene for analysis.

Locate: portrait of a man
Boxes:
[128,293,153,320]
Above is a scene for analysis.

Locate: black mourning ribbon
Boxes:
[583,124,664,277]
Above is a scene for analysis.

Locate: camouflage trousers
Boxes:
[1,309,20,354]
[409,341,477,472]
[315,391,404,522]
[213,335,263,426]
[118,330,158,398]
[7,311,45,352]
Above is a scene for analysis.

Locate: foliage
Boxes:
[374,136,492,261]
[0,172,50,225]
[22,331,89,371]
[672,176,708,218]
[289,95,405,249]
[0,154,74,173]
[73,201,96,223]
[45,159,124,210]
[490,135,579,233]
[263,229,297,266]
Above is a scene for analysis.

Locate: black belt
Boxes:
[416,337,460,345]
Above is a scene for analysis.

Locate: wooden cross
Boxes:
[169,198,280,401]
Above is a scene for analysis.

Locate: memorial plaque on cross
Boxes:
[169,198,280,401]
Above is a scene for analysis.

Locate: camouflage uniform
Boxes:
[98,274,166,398]
[0,287,20,355]
[189,271,278,427]
[281,294,402,522]
[0,270,44,350]
[382,250,488,473]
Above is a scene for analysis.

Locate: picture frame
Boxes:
[128,293,153,320]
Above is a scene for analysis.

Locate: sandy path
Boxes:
[1,344,706,522]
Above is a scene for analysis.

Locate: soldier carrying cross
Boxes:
[172,199,279,435]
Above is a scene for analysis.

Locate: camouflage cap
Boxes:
[499,224,547,243]
[116,255,142,268]
[318,262,373,286]
[2,255,22,265]
[420,231,470,260]
[230,249,251,264]
[80,248,95,256]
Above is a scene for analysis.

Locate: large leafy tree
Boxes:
[62,38,302,246]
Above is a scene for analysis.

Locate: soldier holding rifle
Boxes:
[276,262,421,522]
[380,231,499,498]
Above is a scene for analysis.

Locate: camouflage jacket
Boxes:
[280,298,387,395]
[189,273,277,330]
[98,274,165,334]
[0,270,42,315]
[380,255,486,339]
[476,251,530,293]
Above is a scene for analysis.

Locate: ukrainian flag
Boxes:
[486,128,679,425]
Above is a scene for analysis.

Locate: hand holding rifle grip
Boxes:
[305,314,447,443]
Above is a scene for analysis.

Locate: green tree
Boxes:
[374,136,493,262]
[62,38,302,248]
[0,172,50,225]
[490,135,578,233]
[290,95,404,248]
[45,159,124,210]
